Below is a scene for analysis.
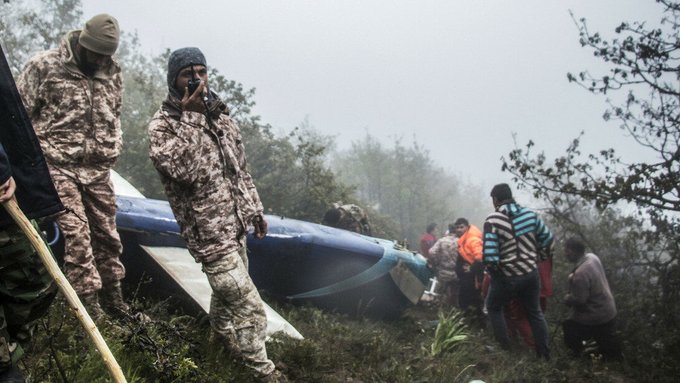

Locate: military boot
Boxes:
[100,281,130,318]
[80,293,105,321]
[259,370,289,383]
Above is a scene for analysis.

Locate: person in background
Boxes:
[148,47,286,382]
[454,217,484,315]
[0,44,64,383]
[482,183,553,360]
[420,223,438,261]
[322,202,371,235]
[17,14,130,319]
[427,224,459,306]
[563,237,622,360]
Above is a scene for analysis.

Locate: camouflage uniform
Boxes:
[0,225,58,371]
[148,94,275,379]
[332,203,371,235]
[428,234,459,306]
[203,247,272,378]
[17,30,125,295]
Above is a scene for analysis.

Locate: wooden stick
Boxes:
[2,196,127,383]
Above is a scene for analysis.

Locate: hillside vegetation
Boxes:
[20,292,647,383]
[1,0,678,382]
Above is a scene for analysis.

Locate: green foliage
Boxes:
[500,2,680,378]
[431,310,469,356]
[502,0,680,231]
[23,297,255,383]
[241,120,355,222]
[0,0,82,74]
[114,37,168,198]
[333,134,487,247]
[535,196,680,382]
[503,0,680,260]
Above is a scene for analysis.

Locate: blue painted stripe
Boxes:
[288,255,396,299]
[287,245,431,300]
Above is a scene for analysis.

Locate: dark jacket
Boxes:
[0,46,63,227]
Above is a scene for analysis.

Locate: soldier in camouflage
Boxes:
[427,224,459,306]
[322,202,372,235]
[1,45,64,383]
[17,14,129,319]
[148,47,286,383]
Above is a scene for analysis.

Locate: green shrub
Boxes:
[431,309,469,356]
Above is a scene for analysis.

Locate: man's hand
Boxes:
[0,177,16,203]
[180,80,207,113]
[253,215,268,239]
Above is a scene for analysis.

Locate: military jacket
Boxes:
[337,204,370,235]
[148,98,264,264]
[17,30,123,183]
[428,235,458,282]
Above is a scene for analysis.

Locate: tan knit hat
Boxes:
[78,14,120,56]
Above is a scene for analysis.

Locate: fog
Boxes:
[82,0,662,193]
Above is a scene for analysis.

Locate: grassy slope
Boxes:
[20,293,647,383]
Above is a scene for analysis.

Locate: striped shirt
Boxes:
[483,203,553,277]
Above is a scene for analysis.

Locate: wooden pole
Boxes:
[2,196,127,383]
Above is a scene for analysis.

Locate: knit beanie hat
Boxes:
[490,183,513,202]
[167,47,207,92]
[78,14,120,56]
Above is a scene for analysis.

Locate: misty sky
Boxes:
[82,0,662,192]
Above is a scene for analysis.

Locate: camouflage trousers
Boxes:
[202,246,275,380]
[51,170,125,295]
[0,223,57,372]
[436,280,459,307]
